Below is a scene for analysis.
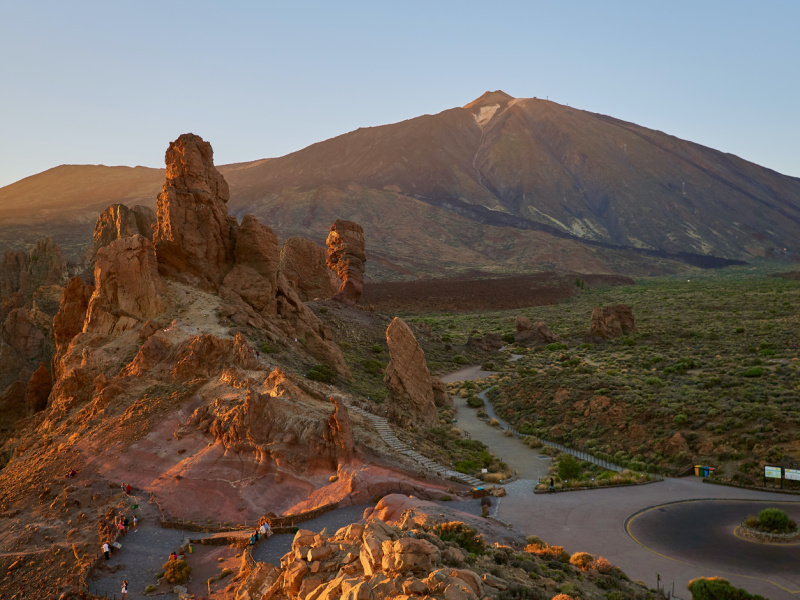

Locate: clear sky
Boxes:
[1,1,798,188]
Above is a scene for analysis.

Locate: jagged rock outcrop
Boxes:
[383,317,439,428]
[326,220,365,306]
[514,317,561,345]
[84,235,167,336]
[153,133,237,288]
[279,236,340,302]
[93,204,157,249]
[466,332,503,352]
[24,362,52,413]
[4,308,45,361]
[324,396,356,460]
[588,304,636,339]
[275,274,353,379]
[52,277,94,379]
[431,378,454,409]
[0,238,67,300]
[223,214,281,314]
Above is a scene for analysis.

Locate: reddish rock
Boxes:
[3,308,45,361]
[84,235,167,336]
[466,332,503,352]
[431,378,454,409]
[52,277,94,379]
[514,317,560,345]
[383,317,439,428]
[93,204,157,249]
[222,215,280,314]
[324,396,356,460]
[153,133,237,288]
[280,236,340,302]
[171,333,259,381]
[275,274,352,379]
[24,362,52,413]
[589,304,636,339]
[0,238,67,300]
[326,220,365,306]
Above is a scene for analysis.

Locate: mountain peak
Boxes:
[464,90,515,109]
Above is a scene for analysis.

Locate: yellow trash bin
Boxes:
[694,465,701,476]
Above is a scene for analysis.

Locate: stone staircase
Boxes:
[343,401,482,488]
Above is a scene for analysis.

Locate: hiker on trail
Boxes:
[249,534,256,545]
[133,516,138,532]
[121,580,128,599]
[102,542,111,560]
[68,467,77,478]
[123,516,129,534]
[261,521,272,538]
[118,518,126,536]
[480,496,492,517]
[549,477,556,493]
[126,483,132,496]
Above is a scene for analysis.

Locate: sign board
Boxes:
[481,469,488,474]
[785,468,800,482]
[764,466,782,479]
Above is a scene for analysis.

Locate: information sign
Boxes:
[785,469,800,482]
[764,466,782,479]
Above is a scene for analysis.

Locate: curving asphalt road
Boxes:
[627,499,800,596]
[499,478,800,600]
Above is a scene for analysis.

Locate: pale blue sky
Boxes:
[1,1,798,188]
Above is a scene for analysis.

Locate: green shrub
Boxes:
[432,521,486,554]
[502,332,516,344]
[361,358,387,374]
[453,355,469,365]
[742,367,763,378]
[674,413,688,425]
[557,454,581,480]
[371,344,383,353]
[259,342,278,354]
[162,559,191,585]
[545,342,567,352]
[757,508,793,533]
[687,576,766,600]
[645,376,664,387]
[307,364,336,383]
[466,396,484,408]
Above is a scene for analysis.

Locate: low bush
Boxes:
[162,559,191,585]
[432,521,486,554]
[307,364,336,383]
[569,551,593,571]
[687,576,766,600]
[466,396,484,408]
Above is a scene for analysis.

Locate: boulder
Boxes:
[514,317,560,345]
[383,317,439,428]
[84,235,167,336]
[280,236,340,302]
[153,133,237,288]
[466,333,503,352]
[588,304,635,339]
[326,220,365,306]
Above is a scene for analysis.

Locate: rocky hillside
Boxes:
[4,92,798,276]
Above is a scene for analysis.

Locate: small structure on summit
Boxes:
[383,317,440,428]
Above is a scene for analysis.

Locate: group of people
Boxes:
[116,513,136,535]
[248,521,273,545]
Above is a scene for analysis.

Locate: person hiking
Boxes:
[126,483,132,496]
[102,542,111,560]
[123,516,129,534]
[480,495,492,517]
[121,580,128,599]
[133,515,138,532]
[549,477,556,493]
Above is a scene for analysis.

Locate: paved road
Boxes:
[499,477,800,600]
[628,499,800,595]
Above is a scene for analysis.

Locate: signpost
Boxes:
[765,465,783,489]
[785,468,800,482]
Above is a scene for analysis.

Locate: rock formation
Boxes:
[431,378,454,409]
[588,304,636,339]
[84,235,167,336]
[0,238,67,300]
[222,214,281,315]
[280,236,340,302]
[24,362,52,413]
[51,277,94,379]
[466,332,503,352]
[153,133,237,288]
[93,204,157,249]
[514,317,561,345]
[383,317,439,428]
[326,219,366,306]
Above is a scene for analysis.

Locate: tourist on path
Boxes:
[102,542,110,560]
[121,580,128,599]
[133,515,138,532]
[480,496,492,517]
[549,477,556,493]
